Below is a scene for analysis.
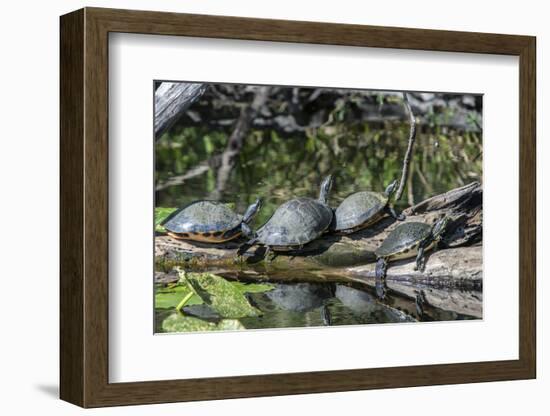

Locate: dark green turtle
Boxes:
[333,180,404,234]
[161,199,261,243]
[374,216,451,299]
[238,175,333,255]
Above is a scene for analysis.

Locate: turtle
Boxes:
[238,175,334,255]
[161,198,262,243]
[332,180,404,234]
[373,216,451,299]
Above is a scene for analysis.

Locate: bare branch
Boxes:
[210,86,270,199]
[395,92,418,201]
[155,155,222,192]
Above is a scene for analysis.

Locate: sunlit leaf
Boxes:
[180,272,262,318]
[162,314,215,332]
[155,284,203,309]
[161,313,246,333]
[155,207,177,232]
[217,319,246,331]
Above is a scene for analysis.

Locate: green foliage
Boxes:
[180,271,262,318]
[156,273,274,333]
[156,118,482,223]
[154,207,177,232]
[161,313,245,333]
[155,274,273,318]
[154,284,203,309]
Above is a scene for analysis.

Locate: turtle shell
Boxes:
[162,201,242,235]
[375,222,431,258]
[256,197,333,247]
[334,191,388,231]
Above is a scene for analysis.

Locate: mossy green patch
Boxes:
[161,313,245,333]
[179,271,262,318]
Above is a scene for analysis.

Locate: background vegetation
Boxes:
[155,86,482,225]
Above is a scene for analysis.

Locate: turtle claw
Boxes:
[415,257,426,272]
[263,246,277,263]
[388,206,405,221]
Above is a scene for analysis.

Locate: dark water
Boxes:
[155,282,476,333]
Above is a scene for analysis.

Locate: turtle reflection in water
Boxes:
[238,175,334,256]
[374,216,451,299]
[335,285,414,323]
[333,179,404,234]
[267,283,334,326]
[161,198,262,243]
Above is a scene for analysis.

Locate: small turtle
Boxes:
[161,198,262,243]
[333,180,404,234]
[374,216,451,299]
[238,175,333,255]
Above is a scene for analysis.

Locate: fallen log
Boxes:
[155,182,483,317]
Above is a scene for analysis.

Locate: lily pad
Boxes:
[155,284,203,309]
[155,207,177,232]
[162,314,215,332]
[180,271,262,318]
[216,319,246,331]
[161,313,245,333]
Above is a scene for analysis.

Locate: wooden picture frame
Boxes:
[60,7,536,408]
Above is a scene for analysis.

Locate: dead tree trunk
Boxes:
[154,82,206,139]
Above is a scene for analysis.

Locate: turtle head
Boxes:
[242,198,262,224]
[384,180,399,198]
[431,215,451,240]
[318,175,334,205]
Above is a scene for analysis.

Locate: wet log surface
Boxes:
[155,182,483,318]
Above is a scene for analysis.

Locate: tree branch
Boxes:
[395,92,418,201]
[210,86,270,199]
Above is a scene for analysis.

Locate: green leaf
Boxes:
[155,207,177,232]
[162,314,215,332]
[216,319,246,331]
[155,284,203,309]
[161,313,246,333]
[180,272,262,318]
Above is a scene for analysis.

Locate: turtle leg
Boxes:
[375,257,388,300]
[241,223,256,239]
[414,239,431,271]
[415,289,427,319]
[414,246,424,271]
[387,205,405,221]
[264,246,277,262]
[237,237,258,256]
